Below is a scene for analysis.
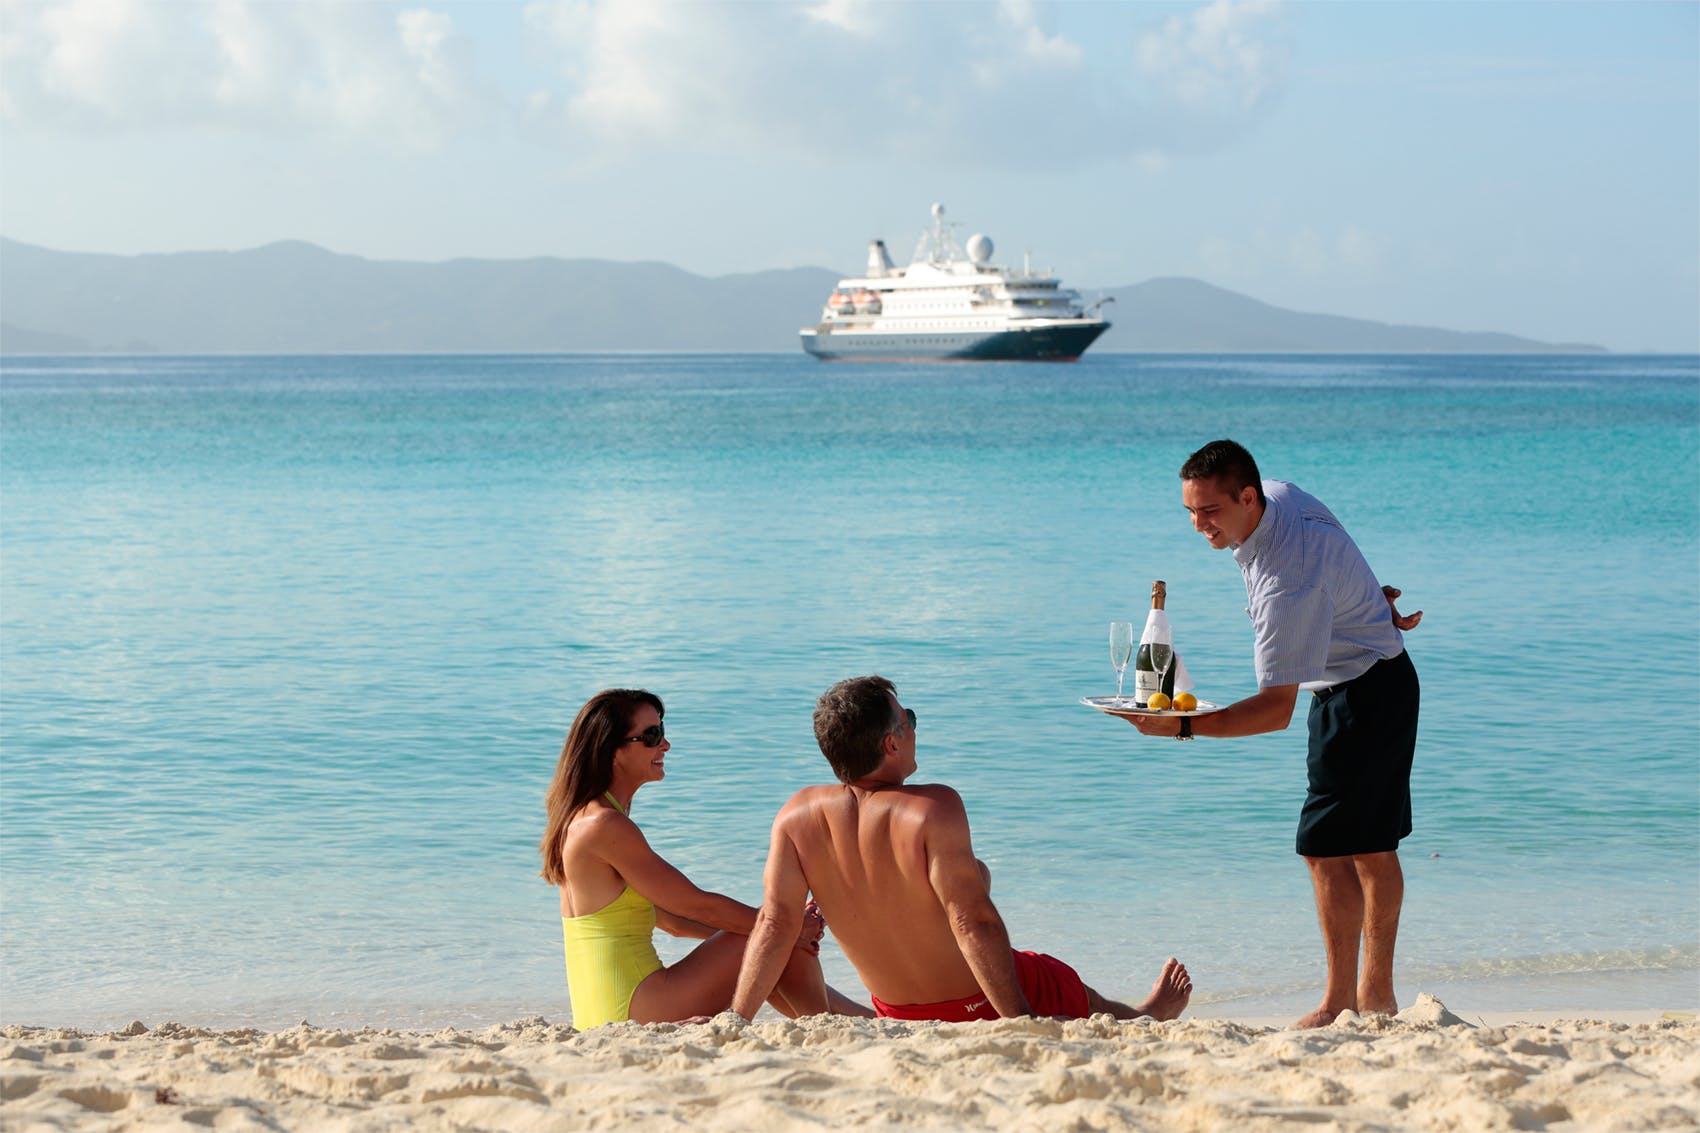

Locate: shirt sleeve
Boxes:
[1250,584,1334,687]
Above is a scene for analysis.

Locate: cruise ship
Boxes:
[801,204,1111,362]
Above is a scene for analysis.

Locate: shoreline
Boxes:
[1187,964,1700,1026]
[4,997,1695,1132]
[5,964,1693,1036]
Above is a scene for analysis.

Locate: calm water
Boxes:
[2,352,1696,1029]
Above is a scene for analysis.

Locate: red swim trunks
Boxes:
[869,950,1091,1021]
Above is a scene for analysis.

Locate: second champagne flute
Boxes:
[1109,621,1135,704]
[1149,640,1174,704]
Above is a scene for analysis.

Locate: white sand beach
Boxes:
[4,996,1695,1132]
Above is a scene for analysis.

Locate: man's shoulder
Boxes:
[777,783,843,814]
[781,781,966,815]
[1265,479,1342,525]
[885,784,971,830]
[783,780,963,800]
[874,782,965,812]
[774,782,968,839]
[1263,478,1320,513]
[1259,480,1351,559]
[898,781,965,803]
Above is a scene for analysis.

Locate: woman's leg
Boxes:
[628,933,861,1023]
[627,932,747,1023]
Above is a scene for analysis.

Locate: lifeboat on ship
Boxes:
[852,289,881,314]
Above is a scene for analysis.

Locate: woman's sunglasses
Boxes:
[622,723,666,748]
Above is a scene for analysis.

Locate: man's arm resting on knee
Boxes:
[731,814,808,1020]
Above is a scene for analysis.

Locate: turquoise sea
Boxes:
[2,352,1696,1029]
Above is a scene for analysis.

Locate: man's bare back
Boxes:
[731,677,1192,1023]
[778,781,1002,1007]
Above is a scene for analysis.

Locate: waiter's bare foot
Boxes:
[1137,958,1193,1021]
[1294,1002,1350,1029]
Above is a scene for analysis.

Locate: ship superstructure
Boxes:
[801,204,1111,361]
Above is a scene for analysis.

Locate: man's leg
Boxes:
[1354,850,1403,1016]
[1082,958,1192,1021]
[1298,854,1363,1028]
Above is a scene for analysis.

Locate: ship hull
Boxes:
[801,320,1109,362]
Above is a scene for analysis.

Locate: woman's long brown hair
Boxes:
[539,689,664,887]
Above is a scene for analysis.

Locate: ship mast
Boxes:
[913,202,967,268]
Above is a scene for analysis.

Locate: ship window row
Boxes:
[830,321,1064,330]
[881,299,1072,309]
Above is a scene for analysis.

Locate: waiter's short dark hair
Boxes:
[1181,439,1266,506]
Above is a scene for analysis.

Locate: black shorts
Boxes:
[1297,650,1420,858]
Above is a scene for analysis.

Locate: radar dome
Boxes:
[966,234,993,264]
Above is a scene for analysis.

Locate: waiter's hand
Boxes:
[1125,713,1183,737]
[1383,585,1423,631]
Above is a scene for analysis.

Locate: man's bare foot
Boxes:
[1136,958,1192,1021]
[1356,997,1397,1017]
[1294,1003,1350,1029]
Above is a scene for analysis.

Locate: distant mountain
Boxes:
[1094,277,1603,353]
[0,238,1604,355]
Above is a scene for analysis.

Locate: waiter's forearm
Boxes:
[1193,684,1300,737]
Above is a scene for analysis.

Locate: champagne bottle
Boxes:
[1133,580,1178,707]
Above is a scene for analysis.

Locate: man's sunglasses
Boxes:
[622,723,666,748]
[894,708,916,733]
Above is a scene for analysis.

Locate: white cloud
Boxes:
[1137,0,1284,110]
[999,0,1083,68]
[1,0,480,147]
[0,0,1291,165]
[520,0,1284,169]
[803,0,878,36]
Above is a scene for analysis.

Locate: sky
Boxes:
[2,0,1696,352]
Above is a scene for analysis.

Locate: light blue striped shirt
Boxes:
[1232,480,1405,691]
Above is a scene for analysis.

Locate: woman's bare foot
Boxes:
[1136,957,1193,1021]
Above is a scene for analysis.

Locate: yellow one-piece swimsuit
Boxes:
[560,794,663,1028]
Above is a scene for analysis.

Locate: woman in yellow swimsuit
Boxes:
[541,688,870,1028]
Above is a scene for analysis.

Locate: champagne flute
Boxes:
[1149,640,1174,705]
[1109,622,1135,704]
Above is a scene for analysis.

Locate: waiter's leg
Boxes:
[1298,854,1362,1028]
[1354,850,1403,1015]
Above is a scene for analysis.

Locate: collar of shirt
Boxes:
[1232,495,1276,569]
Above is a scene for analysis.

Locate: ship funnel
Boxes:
[866,239,897,278]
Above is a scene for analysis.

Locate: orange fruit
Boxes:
[1146,692,1172,711]
[1173,692,1198,711]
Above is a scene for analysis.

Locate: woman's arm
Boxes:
[653,908,721,939]
[592,813,760,935]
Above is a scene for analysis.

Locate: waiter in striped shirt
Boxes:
[1126,439,1422,1029]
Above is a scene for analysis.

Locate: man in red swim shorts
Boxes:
[732,676,1192,1023]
